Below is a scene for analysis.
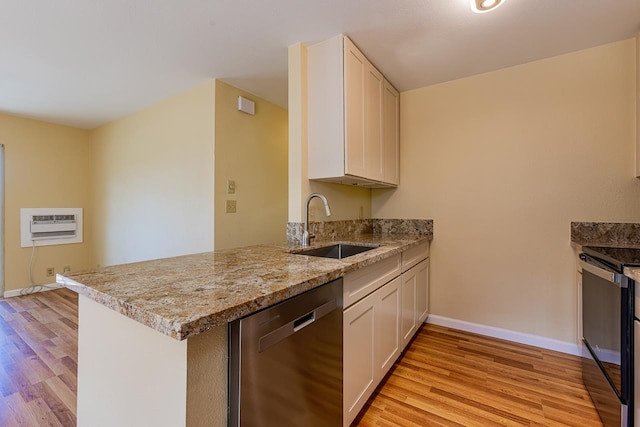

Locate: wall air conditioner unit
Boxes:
[20,208,83,247]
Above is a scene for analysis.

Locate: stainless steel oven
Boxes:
[580,249,634,427]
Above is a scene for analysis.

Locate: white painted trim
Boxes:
[426,314,581,356]
[3,283,62,298]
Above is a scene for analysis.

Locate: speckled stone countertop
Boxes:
[57,233,431,341]
[571,222,640,247]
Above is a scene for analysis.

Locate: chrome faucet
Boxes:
[302,193,332,247]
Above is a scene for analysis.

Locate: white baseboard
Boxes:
[427,314,581,356]
[3,283,62,298]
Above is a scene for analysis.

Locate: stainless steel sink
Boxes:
[293,243,379,259]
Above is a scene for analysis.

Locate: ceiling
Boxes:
[2,0,639,129]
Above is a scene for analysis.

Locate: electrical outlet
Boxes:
[63,266,71,273]
[226,200,237,213]
[46,267,55,277]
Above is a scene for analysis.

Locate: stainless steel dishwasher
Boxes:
[229,278,343,427]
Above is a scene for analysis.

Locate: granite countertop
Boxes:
[57,233,431,341]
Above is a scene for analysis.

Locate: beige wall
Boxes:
[288,43,372,224]
[0,113,91,292]
[89,80,215,267]
[372,39,640,343]
[214,81,288,249]
[636,30,640,177]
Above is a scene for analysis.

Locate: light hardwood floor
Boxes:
[0,288,77,427]
[356,324,602,427]
[0,289,602,426]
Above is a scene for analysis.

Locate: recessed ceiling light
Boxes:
[471,0,506,13]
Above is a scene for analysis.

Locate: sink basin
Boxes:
[293,243,379,259]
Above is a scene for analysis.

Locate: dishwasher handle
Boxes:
[293,311,316,331]
[258,298,337,353]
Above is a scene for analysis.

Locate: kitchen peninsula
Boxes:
[57,222,432,427]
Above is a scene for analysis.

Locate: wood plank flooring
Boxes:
[0,288,78,427]
[355,324,602,427]
[0,290,602,426]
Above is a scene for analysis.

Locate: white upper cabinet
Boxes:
[308,35,399,188]
[344,40,367,179]
[361,54,384,182]
[383,80,399,185]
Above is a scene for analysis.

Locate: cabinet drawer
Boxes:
[401,241,429,272]
[344,254,401,308]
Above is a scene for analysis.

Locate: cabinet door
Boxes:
[375,277,401,380]
[415,259,429,324]
[401,266,417,349]
[343,291,376,426]
[382,80,399,185]
[344,38,367,179]
[364,63,384,182]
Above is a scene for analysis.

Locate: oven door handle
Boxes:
[579,256,626,287]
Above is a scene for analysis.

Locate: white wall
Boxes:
[89,81,215,267]
[372,39,640,343]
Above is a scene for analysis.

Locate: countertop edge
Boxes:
[58,235,431,340]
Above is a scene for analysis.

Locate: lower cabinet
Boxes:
[343,277,401,426]
[343,291,375,426]
[416,259,429,324]
[401,258,429,349]
[375,277,402,377]
[343,243,429,426]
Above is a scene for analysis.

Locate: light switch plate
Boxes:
[227,179,236,194]
[226,200,237,213]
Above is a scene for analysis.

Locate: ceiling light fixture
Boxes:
[470,0,506,13]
